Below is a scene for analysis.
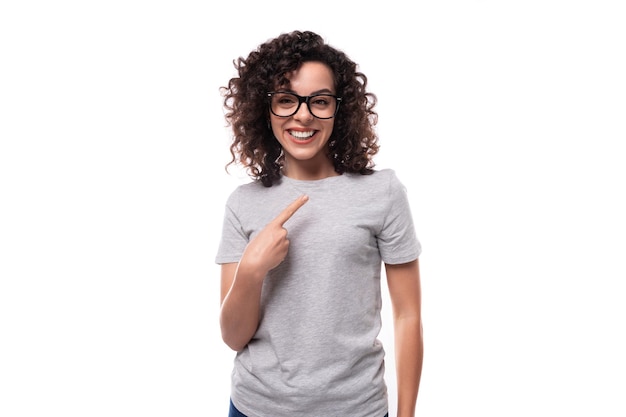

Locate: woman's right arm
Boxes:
[219,194,309,351]
[219,261,265,352]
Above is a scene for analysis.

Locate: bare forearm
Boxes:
[220,196,308,351]
[219,262,265,351]
[395,316,423,417]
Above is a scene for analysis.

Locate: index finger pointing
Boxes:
[273,194,309,226]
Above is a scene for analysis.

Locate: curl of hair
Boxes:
[220,30,379,187]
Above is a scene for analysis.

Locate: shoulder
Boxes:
[223,180,265,209]
[358,168,400,181]
[346,169,405,191]
[223,178,294,215]
[227,179,272,198]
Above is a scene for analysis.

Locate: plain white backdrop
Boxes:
[1,1,625,416]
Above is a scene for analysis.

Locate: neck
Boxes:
[282,156,338,181]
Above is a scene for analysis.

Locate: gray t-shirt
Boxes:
[215,169,421,417]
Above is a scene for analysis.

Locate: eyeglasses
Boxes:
[267,92,342,119]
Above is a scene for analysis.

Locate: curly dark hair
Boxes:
[221,30,379,187]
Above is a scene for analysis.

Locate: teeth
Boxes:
[290,130,315,139]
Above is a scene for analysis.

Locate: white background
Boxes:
[1,1,625,416]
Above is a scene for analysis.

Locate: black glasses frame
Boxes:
[267,92,342,119]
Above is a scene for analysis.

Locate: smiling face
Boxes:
[269,61,338,180]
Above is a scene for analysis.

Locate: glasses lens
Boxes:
[270,93,337,119]
[308,94,337,119]
[270,93,299,117]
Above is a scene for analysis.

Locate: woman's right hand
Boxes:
[239,194,309,278]
[219,195,309,351]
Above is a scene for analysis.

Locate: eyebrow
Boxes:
[280,88,335,95]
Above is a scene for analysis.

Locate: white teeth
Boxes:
[289,130,315,139]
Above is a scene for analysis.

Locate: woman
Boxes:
[216,30,423,417]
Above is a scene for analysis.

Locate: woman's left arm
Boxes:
[385,259,423,417]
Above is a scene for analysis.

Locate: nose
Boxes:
[293,99,314,123]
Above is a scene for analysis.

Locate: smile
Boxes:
[288,130,316,139]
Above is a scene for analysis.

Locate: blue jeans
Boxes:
[229,399,247,417]
[229,399,388,417]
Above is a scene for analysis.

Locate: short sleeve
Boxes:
[377,171,421,264]
[215,189,249,264]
